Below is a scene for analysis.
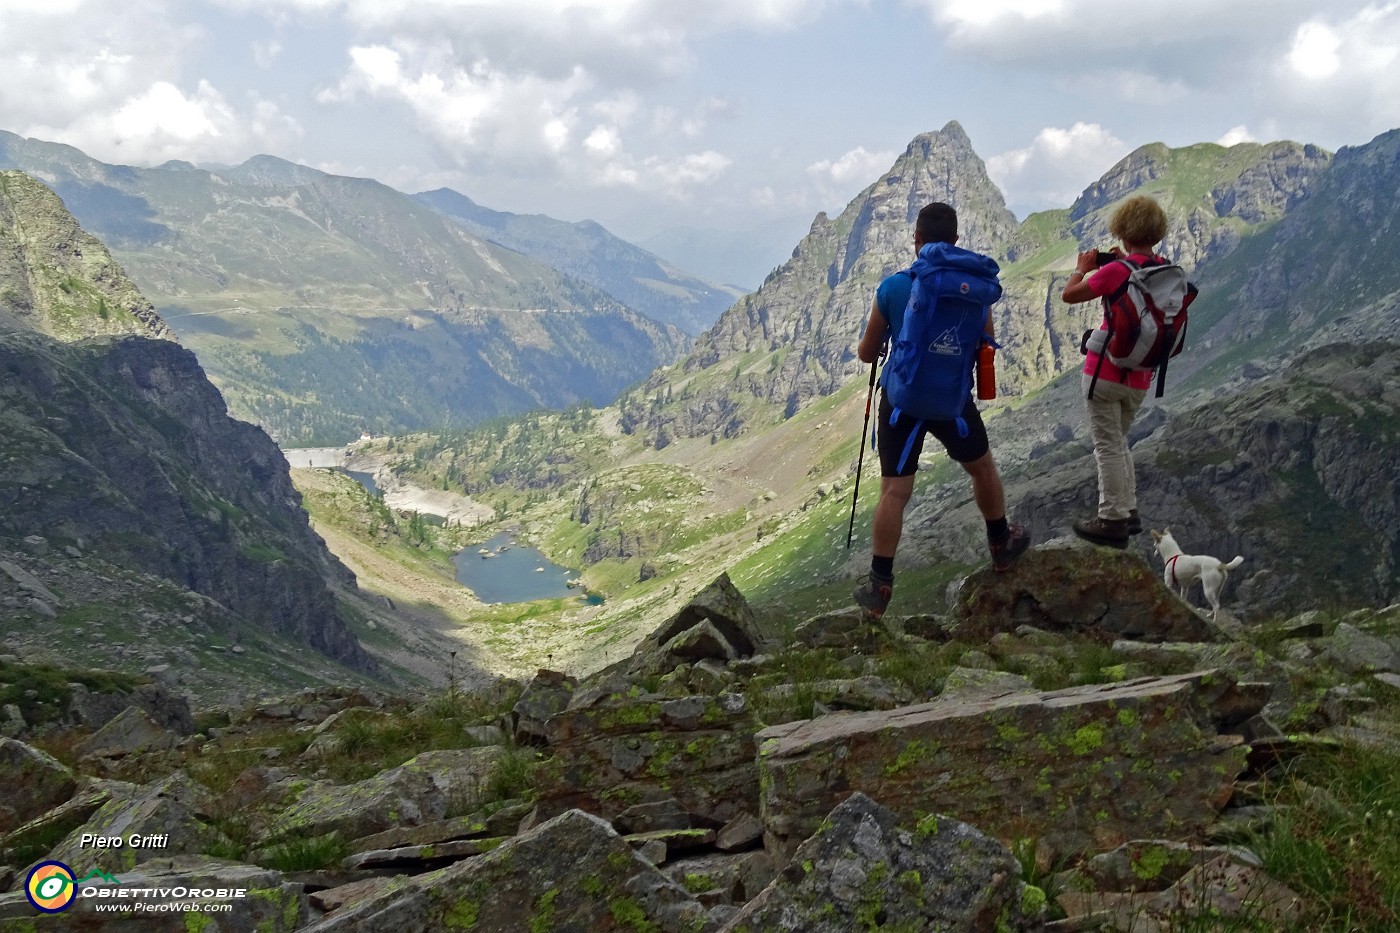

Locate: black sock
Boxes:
[872,555,894,581]
[986,517,1009,542]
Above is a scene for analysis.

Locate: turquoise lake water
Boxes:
[453,531,591,605]
[315,467,590,605]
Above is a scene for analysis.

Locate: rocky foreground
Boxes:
[3,543,1398,931]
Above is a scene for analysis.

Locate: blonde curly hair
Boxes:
[1109,195,1168,248]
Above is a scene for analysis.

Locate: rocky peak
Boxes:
[1067,141,1332,271]
[628,123,1019,443]
[1070,143,1173,220]
[0,171,172,341]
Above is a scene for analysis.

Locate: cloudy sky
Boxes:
[2,0,1397,285]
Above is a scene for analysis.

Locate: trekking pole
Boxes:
[846,358,879,549]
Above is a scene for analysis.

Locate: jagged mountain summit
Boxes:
[0,133,690,445]
[615,122,1334,448]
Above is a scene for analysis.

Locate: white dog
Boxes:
[1150,528,1245,620]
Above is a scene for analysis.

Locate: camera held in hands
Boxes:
[1094,250,1117,267]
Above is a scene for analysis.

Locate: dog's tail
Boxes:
[1222,556,1244,571]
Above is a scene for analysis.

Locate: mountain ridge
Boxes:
[0,131,692,444]
[414,187,744,336]
[0,171,381,685]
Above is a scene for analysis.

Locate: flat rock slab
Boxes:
[756,672,1248,862]
[535,692,759,829]
[0,738,77,834]
[343,836,507,871]
[40,772,228,873]
[301,809,715,932]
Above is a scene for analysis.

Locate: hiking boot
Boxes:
[853,575,893,619]
[1073,515,1130,549]
[1127,509,1142,536]
[989,523,1031,571]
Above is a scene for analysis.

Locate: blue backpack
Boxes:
[881,241,1002,445]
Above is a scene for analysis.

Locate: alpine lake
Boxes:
[453,531,601,606]
[283,449,598,606]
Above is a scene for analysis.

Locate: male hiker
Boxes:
[853,202,1029,619]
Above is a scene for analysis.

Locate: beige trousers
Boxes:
[1082,374,1146,521]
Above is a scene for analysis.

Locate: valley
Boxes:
[2,117,1399,932]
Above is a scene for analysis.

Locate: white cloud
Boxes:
[0,0,302,167]
[252,38,284,68]
[1289,21,1343,79]
[585,149,732,195]
[219,0,837,33]
[918,0,1066,30]
[647,150,731,188]
[807,146,897,185]
[318,42,592,160]
[2,0,85,12]
[25,81,302,166]
[584,125,622,157]
[1217,125,1255,147]
[1271,4,1400,136]
[592,93,641,127]
[986,122,1130,215]
[316,37,736,196]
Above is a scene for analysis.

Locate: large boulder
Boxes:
[722,792,1035,932]
[0,739,77,833]
[535,692,758,831]
[953,545,1216,642]
[508,669,577,745]
[301,809,715,932]
[74,706,179,759]
[1322,621,1400,674]
[65,681,195,735]
[0,782,131,867]
[628,574,764,676]
[756,671,1250,862]
[40,772,227,873]
[260,747,504,846]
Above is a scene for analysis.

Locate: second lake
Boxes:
[453,531,582,605]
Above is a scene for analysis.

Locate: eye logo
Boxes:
[26,861,76,913]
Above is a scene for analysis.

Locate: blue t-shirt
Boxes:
[876,270,915,336]
[875,271,914,391]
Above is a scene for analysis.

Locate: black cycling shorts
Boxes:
[876,393,989,477]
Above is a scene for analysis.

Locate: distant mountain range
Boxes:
[413,188,744,336]
[0,132,703,444]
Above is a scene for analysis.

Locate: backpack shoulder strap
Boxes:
[1106,257,1140,303]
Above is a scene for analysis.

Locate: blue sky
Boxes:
[2,0,1397,286]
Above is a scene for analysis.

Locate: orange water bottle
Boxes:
[976,343,996,400]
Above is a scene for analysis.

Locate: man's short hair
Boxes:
[915,202,958,245]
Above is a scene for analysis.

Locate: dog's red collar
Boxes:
[1166,554,1180,587]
